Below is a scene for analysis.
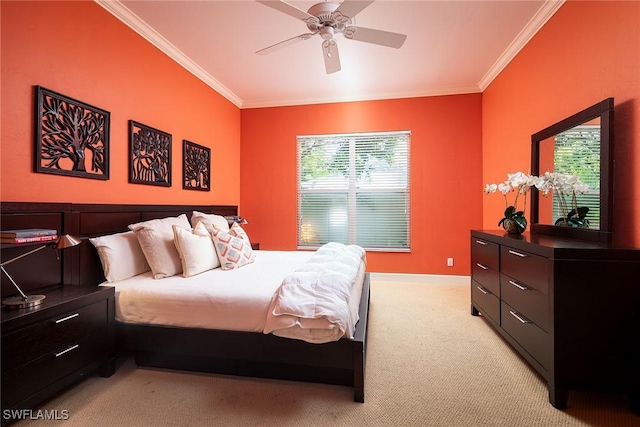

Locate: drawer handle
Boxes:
[509,280,529,291]
[55,313,79,324]
[476,286,489,295]
[508,250,527,258]
[509,310,530,324]
[475,240,488,246]
[476,263,488,270]
[55,344,79,358]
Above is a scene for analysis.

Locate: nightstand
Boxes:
[1,285,115,415]
[251,243,260,250]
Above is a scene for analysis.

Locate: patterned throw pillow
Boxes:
[229,222,252,245]
[211,224,255,271]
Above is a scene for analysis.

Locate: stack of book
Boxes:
[0,228,58,244]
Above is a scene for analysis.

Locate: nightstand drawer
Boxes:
[2,300,107,373]
[1,327,108,410]
[471,280,499,324]
[501,301,549,369]
[500,246,549,295]
[501,273,549,332]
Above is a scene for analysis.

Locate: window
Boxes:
[297,131,410,251]
[553,124,601,227]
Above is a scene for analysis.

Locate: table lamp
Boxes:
[1,234,81,309]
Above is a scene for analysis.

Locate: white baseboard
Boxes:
[370,272,470,286]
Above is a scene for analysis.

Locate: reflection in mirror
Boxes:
[531,98,613,243]
[538,119,601,230]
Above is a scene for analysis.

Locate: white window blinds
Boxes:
[553,124,601,228]
[297,131,410,251]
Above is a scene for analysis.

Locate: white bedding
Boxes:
[264,243,367,343]
[102,249,366,340]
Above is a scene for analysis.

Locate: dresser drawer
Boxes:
[471,280,499,324]
[471,238,500,295]
[2,300,107,373]
[1,327,108,410]
[501,301,550,369]
[500,246,549,295]
[500,273,549,332]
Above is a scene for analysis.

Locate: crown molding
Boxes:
[95,0,243,108]
[241,85,482,109]
[478,0,565,91]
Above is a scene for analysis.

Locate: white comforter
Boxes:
[263,242,367,343]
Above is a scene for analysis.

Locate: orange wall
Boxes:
[1,1,240,206]
[483,0,640,248]
[240,95,484,274]
[3,1,637,276]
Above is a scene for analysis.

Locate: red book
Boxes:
[0,235,58,244]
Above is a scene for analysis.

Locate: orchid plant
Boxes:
[484,171,538,234]
[534,172,590,227]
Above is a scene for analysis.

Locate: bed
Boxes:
[0,202,370,402]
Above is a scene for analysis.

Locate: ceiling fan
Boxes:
[256,0,407,74]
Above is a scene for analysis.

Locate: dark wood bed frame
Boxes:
[0,202,370,402]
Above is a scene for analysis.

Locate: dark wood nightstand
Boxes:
[251,243,260,250]
[1,285,116,416]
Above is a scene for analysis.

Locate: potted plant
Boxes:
[484,172,538,234]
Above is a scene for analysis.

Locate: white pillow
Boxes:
[211,225,256,271]
[191,211,229,232]
[128,214,191,279]
[173,222,220,277]
[89,231,150,282]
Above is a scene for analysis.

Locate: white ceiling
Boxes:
[97,0,563,108]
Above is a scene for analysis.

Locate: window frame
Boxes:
[296,130,411,252]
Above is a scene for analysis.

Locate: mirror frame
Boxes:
[530,98,614,244]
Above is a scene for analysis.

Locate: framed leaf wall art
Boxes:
[129,120,172,187]
[34,86,110,180]
[182,140,210,191]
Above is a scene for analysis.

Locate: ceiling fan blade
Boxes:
[333,0,375,19]
[256,0,319,25]
[344,26,407,48]
[322,40,341,74]
[256,32,316,55]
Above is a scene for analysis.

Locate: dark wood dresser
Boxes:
[1,285,115,418]
[470,230,640,413]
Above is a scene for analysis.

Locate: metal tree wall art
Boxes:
[35,86,110,179]
[129,121,172,187]
[182,140,210,191]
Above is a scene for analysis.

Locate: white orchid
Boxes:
[535,172,590,227]
[484,171,538,234]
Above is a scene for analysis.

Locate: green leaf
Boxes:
[576,206,589,218]
[504,206,516,218]
[513,216,528,233]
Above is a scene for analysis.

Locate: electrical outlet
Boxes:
[447,257,454,267]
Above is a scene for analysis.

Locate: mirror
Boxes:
[531,98,614,243]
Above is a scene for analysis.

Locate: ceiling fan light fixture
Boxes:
[320,26,334,40]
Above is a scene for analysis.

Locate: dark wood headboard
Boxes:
[1,202,237,297]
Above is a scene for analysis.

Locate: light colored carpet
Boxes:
[13,281,639,426]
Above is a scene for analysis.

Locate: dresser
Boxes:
[1,285,115,416]
[470,230,640,412]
